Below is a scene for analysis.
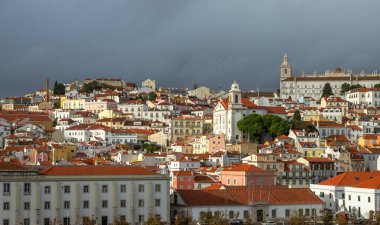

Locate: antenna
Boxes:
[218,59,222,91]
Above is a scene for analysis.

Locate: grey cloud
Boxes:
[1,0,380,97]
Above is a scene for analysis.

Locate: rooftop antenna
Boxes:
[218,59,222,91]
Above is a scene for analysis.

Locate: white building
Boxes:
[310,171,380,218]
[171,186,323,223]
[0,162,170,225]
[346,87,380,106]
[279,54,380,100]
[213,81,286,143]
[118,101,148,119]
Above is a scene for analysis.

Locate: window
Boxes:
[299,209,303,216]
[24,219,30,225]
[3,220,9,225]
[320,192,324,197]
[44,218,50,225]
[3,183,10,195]
[348,195,351,200]
[24,202,30,210]
[44,186,51,194]
[83,185,89,193]
[155,199,161,207]
[102,185,108,193]
[83,201,89,208]
[120,215,126,221]
[64,201,70,209]
[24,183,31,195]
[3,202,10,210]
[63,217,70,225]
[329,193,332,198]
[102,200,108,208]
[271,209,276,218]
[120,185,126,193]
[305,209,310,217]
[155,184,161,192]
[229,211,234,219]
[138,215,144,223]
[227,178,230,185]
[64,185,70,193]
[138,184,145,192]
[138,199,144,207]
[285,209,290,217]
[44,201,50,209]
[368,197,371,202]
[233,178,237,185]
[358,196,361,202]
[244,210,249,219]
[120,200,126,208]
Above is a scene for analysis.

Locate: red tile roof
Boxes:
[39,165,158,176]
[319,171,380,187]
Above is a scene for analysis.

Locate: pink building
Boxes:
[172,171,195,190]
[208,133,225,154]
[84,99,118,114]
[220,163,276,186]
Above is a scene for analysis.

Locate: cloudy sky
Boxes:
[1,0,379,97]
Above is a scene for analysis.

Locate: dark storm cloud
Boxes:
[1,0,380,97]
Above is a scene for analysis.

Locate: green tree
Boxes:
[198,211,228,225]
[174,214,195,225]
[148,92,157,101]
[237,114,264,142]
[321,83,334,98]
[340,83,351,95]
[288,212,307,225]
[293,110,301,121]
[144,215,165,225]
[320,208,333,225]
[262,114,290,138]
[374,83,380,88]
[53,80,66,95]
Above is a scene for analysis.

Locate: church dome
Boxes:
[230,80,240,92]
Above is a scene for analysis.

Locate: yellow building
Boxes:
[171,115,204,142]
[62,98,88,110]
[141,79,156,90]
[187,86,211,99]
[358,134,380,148]
[49,144,78,162]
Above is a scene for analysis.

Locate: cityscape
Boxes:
[1,1,380,225]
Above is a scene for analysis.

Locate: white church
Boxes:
[213,81,287,143]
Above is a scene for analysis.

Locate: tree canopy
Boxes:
[374,83,380,88]
[53,80,66,95]
[81,81,115,93]
[290,110,318,133]
[340,83,362,94]
[237,114,290,143]
[198,211,228,225]
[321,83,334,98]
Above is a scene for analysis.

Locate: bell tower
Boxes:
[280,53,292,80]
[228,80,242,109]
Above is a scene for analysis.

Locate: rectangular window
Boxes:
[102,200,108,208]
[349,195,351,200]
[3,220,9,225]
[44,218,50,225]
[64,185,70,193]
[24,219,30,225]
[3,183,10,195]
[102,185,108,193]
[120,185,126,193]
[229,211,234,219]
[305,209,310,217]
[24,183,31,195]
[320,192,324,197]
[368,197,371,202]
[83,201,89,209]
[120,215,126,221]
[44,186,51,194]
[155,184,161,192]
[271,209,276,218]
[155,199,161,207]
[3,202,10,210]
[138,184,145,192]
[138,199,144,207]
[244,210,249,218]
[120,200,126,208]
[24,202,30,210]
[83,185,89,193]
[63,217,70,225]
[285,209,290,217]
[44,201,50,210]
[358,196,361,201]
[64,201,70,209]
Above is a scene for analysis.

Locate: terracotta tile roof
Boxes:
[304,157,334,163]
[194,175,214,183]
[173,171,194,177]
[0,161,30,170]
[319,171,380,187]
[39,165,158,176]
[353,175,380,189]
[176,186,322,206]
[223,163,264,172]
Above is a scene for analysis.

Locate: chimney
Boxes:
[46,78,49,103]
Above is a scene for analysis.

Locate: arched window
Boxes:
[284,69,288,74]
[235,95,238,103]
